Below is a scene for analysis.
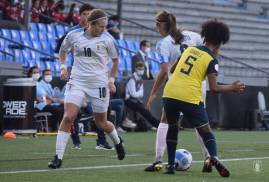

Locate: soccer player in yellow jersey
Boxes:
[162,20,245,176]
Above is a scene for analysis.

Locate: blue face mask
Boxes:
[136,70,144,77]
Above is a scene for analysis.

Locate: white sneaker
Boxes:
[122,118,136,129]
[117,127,127,133]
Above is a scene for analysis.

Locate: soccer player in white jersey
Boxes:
[48,9,125,169]
[145,10,211,172]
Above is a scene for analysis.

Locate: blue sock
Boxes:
[166,125,178,166]
[200,132,217,157]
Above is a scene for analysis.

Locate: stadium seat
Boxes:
[30,50,40,61]
[20,30,32,45]
[55,24,65,39]
[40,41,52,54]
[22,39,33,48]
[37,23,47,35]
[0,29,12,40]
[22,49,31,61]
[64,26,70,33]
[10,29,22,43]
[125,56,132,71]
[13,49,24,63]
[133,41,140,51]
[66,54,74,68]
[118,55,127,72]
[125,40,136,52]
[38,31,48,42]
[32,41,42,51]
[46,24,57,42]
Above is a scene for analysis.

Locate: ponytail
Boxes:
[155,11,183,44]
[168,13,183,44]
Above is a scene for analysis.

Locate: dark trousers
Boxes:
[70,104,107,145]
[40,104,64,131]
[125,99,159,128]
[108,99,126,127]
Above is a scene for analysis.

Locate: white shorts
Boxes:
[64,83,109,113]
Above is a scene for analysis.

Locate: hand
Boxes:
[60,68,69,81]
[108,82,116,93]
[146,94,156,110]
[232,80,245,93]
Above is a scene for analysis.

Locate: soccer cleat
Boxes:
[202,157,213,172]
[144,161,163,172]
[115,136,125,160]
[164,164,175,175]
[96,141,114,150]
[72,144,81,150]
[211,157,230,177]
[48,155,62,169]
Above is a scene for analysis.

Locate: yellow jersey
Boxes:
[163,46,218,105]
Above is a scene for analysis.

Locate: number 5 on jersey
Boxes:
[180,55,197,75]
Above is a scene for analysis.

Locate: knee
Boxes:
[63,114,76,125]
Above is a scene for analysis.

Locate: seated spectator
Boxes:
[131,40,153,80]
[64,3,80,26]
[5,0,21,22]
[108,98,136,133]
[51,0,65,22]
[125,62,159,130]
[39,0,52,24]
[30,68,64,131]
[107,15,121,40]
[31,0,40,23]
[0,0,8,18]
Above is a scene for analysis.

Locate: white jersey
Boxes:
[61,28,118,89]
[156,30,203,69]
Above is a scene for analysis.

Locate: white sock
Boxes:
[155,123,168,162]
[107,128,120,145]
[56,130,70,160]
[195,129,210,159]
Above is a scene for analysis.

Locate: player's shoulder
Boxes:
[156,35,172,48]
[66,28,84,38]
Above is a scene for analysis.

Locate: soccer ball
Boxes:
[174,149,192,171]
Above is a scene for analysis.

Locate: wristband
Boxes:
[109,77,115,84]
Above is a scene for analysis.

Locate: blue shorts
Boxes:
[163,98,209,128]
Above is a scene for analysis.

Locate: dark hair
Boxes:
[88,9,107,25]
[201,19,230,45]
[27,66,38,77]
[109,15,119,21]
[42,68,51,76]
[140,40,149,49]
[79,3,94,15]
[155,10,183,44]
[135,61,145,68]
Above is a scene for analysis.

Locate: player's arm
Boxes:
[59,33,73,80]
[207,58,245,93]
[107,37,119,93]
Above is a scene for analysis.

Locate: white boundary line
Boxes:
[0,156,269,175]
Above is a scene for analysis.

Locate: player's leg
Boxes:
[194,128,212,172]
[48,86,85,169]
[91,91,125,160]
[197,125,230,177]
[144,109,167,172]
[48,102,81,169]
[162,98,181,174]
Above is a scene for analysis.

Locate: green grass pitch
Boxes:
[0,130,268,182]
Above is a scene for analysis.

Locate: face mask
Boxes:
[32,73,40,81]
[145,47,151,53]
[44,75,53,83]
[136,70,144,77]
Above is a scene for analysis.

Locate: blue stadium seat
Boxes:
[0,38,8,50]
[30,50,40,61]
[64,26,70,33]
[0,29,12,40]
[10,29,22,43]
[35,59,45,70]
[29,31,39,42]
[0,52,4,61]
[133,41,140,51]
[37,23,47,34]
[13,49,24,63]
[125,40,136,52]
[32,41,42,51]
[30,23,38,33]
[53,61,60,76]
[40,41,52,54]
[125,56,132,71]
[55,24,65,39]
[38,31,48,42]
[22,39,33,48]
[22,49,31,61]
[20,30,31,42]
[46,24,56,42]
[151,60,160,73]
[5,48,15,62]
[118,55,126,72]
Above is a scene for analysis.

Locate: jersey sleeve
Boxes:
[207,58,218,75]
[156,39,169,64]
[106,37,118,59]
[60,32,73,53]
